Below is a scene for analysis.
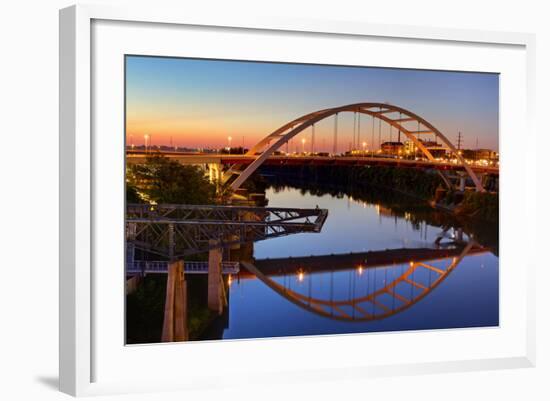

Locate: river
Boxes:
[208,184,498,340]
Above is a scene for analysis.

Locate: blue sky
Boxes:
[126,55,499,151]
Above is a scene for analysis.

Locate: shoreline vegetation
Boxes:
[126,154,222,344]
[258,164,498,223]
[126,154,498,344]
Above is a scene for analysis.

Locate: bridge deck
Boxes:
[126,152,499,174]
[244,245,488,278]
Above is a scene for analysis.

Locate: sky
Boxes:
[125,55,499,152]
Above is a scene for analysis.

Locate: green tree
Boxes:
[127,154,217,204]
[126,182,142,203]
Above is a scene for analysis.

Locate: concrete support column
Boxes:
[208,163,222,184]
[208,240,223,315]
[459,175,466,192]
[161,260,188,342]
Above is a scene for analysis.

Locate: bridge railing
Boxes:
[126,260,240,275]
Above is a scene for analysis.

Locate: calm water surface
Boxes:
[217,186,498,340]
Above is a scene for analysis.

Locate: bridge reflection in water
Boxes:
[239,239,480,322]
[126,185,498,342]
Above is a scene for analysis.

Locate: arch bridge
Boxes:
[224,102,484,192]
[240,239,478,322]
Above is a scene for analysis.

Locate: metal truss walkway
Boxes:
[126,203,328,258]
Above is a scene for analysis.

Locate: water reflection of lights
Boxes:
[240,239,481,323]
[297,270,305,282]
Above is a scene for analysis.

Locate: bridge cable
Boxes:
[352,269,356,319]
[311,124,315,154]
[357,111,361,151]
[390,267,396,311]
[384,267,390,310]
[399,262,406,304]
[372,266,377,314]
[378,108,382,152]
[348,270,352,303]
[371,113,375,156]
[353,112,357,150]
[330,270,334,316]
[308,268,312,306]
[417,120,421,156]
[333,113,339,155]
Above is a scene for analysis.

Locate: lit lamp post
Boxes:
[301,138,306,154]
[144,134,150,153]
[362,141,367,155]
[227,136,232,152]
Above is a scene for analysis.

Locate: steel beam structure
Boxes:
[126,204,328,258]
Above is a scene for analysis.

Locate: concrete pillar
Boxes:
[208,163,222,184]
[161,261,188,342]
[208,164,215,183]
[459,175,466,192]
[173,261,188,341]
[208,240,223,315]
[125,275,141,295]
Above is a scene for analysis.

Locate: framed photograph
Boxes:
[59,4,536,396]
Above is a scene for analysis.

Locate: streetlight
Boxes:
[301,138,306,154]
[362,141,367,155]
[227,136,232,152]
[144,134,150,153]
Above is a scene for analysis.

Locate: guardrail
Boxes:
[126,260,239,275]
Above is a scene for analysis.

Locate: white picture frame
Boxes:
[59,4,536,397]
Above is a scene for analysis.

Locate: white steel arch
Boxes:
[226,103,484,192]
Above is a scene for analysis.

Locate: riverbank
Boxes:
[256,170,498,253]
[258,164,498,223]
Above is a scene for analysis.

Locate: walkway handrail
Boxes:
[127,260,240,275]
